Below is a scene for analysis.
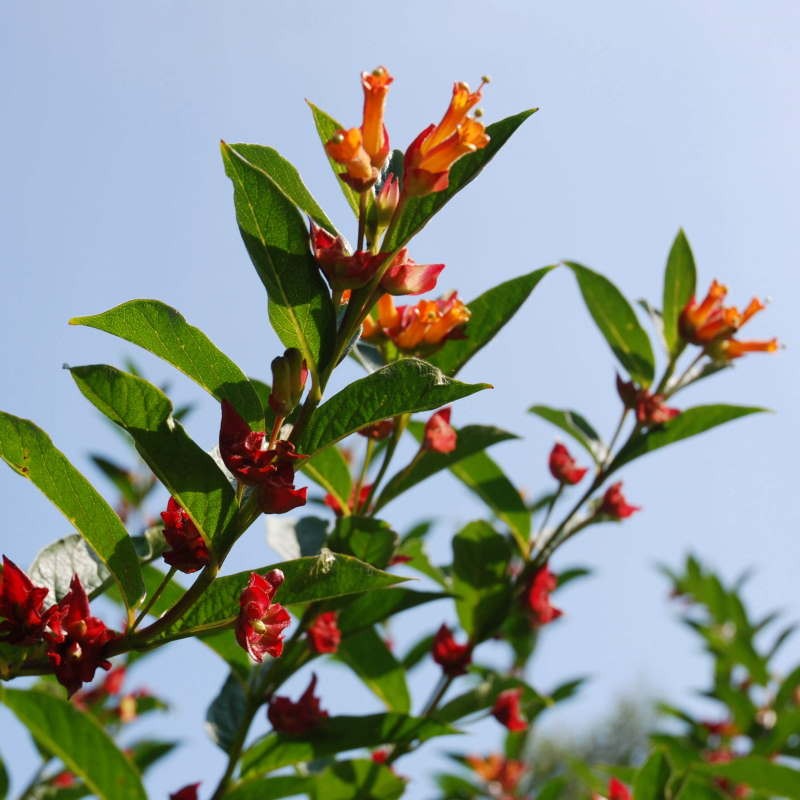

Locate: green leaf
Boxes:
[229,143,340,234]
[241,713,454,775]
[90,454,153,507]
[221,141,336,378]
[70,300,264,429]
[29,535,110,602]
[537,778,568,800]
[205,672,247,753]
[307,101,361,216]
[337,588,448,635]
[301,445,353,511]
[384,109,538,250]
[0,687,146,800]
[338,626,410,712]
[328,516,398,569]
[156,552,406,640]
[226,776,312,800]
[436,675,544,725]
[0,412,144,608]
[0,755,7,800]
[565,262,656,387]
[528,405,606,464]
[310,759,406,800]
[609,405,766,473]
[427,267,554,376]
[70,365,236,552]
[662,230,697,355]
[452,521,513,639]
[128,740,178,774]
[296,359,490,456]
[698,756,800,799]
[634,751,671,800]
[674,776,726,800]
[375,425,517,510]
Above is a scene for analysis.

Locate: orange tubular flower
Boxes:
[679,280,778,359]
[325,128,377,192]
[362,292,471,356]
[467,754,526,796]
[361,66,393,167]
[403,79,491,197]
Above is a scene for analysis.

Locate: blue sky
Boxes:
[1,1,798,797]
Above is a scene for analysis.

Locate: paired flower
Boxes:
[0,555,52,645]
[616,375,680,426]
[526,564,562,626]
[267,672,329,735]
[311,223,444,295]
[679,280,778,360]
[548,442,588,485]
[423,407,457,454]
[466,754,526,797]
[219,400,307,515]
[431,623,472,676]
[599,482,640,520]
[307,611,341,655]
[235,570,291,662]
[361,292,471,355]
[491,688,527,732]
[404,79,491,197]
[161,498,210,574]
[593,778,632,800]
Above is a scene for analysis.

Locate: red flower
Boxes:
[51,771,76,789]
[431,623,472,676]
[371,748,390,764]
[599,482,640,519]
[424,408,457,454]
[379,249,445,296]
[491,688,527,732]
[307,611,341,655]
[235,570,291,663]
[616,376,680,426]
[358,419,395,440]
[258,461,308,515]
[170,783,201,800]
[0,555,52,645]
[404,79,491,197]
[161,498,210,574]
[526,565,562,626]
[593,778,632,800]
[548,443,588,485]
[72,664,127,709]
[268,673,329,735]
[324,484,372,516]
[45,575,116,696]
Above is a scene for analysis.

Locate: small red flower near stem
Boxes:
[431,623,472,676]
[161,498,210,574]
[72,664,127,709]
[235,570,291,663]
[491,688,527,732]
[170,783,201,800]
[526,565,562,626]
[0,555,53,645]
[548,442,588,485]
[51,771,76,789]
[593,777,632,800]
[45,575,116,696]
[616,375,680,426]
[424,408,457,454]
[268,673,329,735]
[599,482,641,520]
[324,484,373,517]
[307,611,341,655]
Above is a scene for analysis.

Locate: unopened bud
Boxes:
[375,174,400,229]
[269,348,308,416]
[265,568,285,589]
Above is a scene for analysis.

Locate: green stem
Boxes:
[366,414,410,512]
[130,566,177,632]
[664,351,706,399]
[356,191,368,252]
[352,438,376,513]
[535,483,563,546]
[600,408,629,472]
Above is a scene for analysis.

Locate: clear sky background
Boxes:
[1,1,798,797]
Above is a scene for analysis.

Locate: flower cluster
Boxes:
[235,570,291,662]
[267,673,329,735]
[219,400,307,514]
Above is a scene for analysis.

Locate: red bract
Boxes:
[431,623,472,676]
[616,376,680,426]
[593,777,632,800]
[548,442,588,485]
[424,408,457,454]
[600,482,641,519]
[267,673,329,735]
[161,498,210,574]
[491,688,527,732]
[258,461,308,515]
[379,249,445,296]
[307,611,341,654]
[526,565,562,626]
[45,575,116,696]
[0,555,52,645]
[235,570,291,663]
[170,783,200,800]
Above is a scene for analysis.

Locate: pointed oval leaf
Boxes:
[221,141,336,378]
[698,757,800,799]
[296,359,490,456]
[225,776,313,800]
[609,405,767,473]
[70,300,264,429]
[633,751,671,800]
[310,759,406,800]
[69,365,236,551]
[662,230,697,355]
[0,687,147,800]
[301,445,353,510]
[205,672,248,754]
[0,412,144,608]
[528,405,606,464]
[384,109,539,250]
[565,262,655,387]
[428,267,554,376]
[375,424,518,510]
